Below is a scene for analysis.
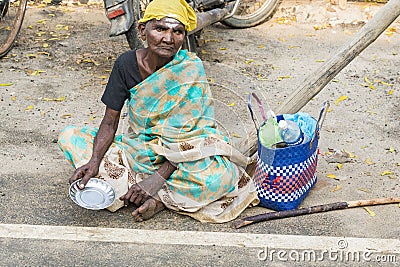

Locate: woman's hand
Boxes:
[120,161,177,206]
[69,160,100,189]
[121,171,165,206]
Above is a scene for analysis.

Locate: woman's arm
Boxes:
[69,107,121,188]
[90,107,120,166]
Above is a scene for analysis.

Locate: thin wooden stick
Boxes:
[232,197,400,229]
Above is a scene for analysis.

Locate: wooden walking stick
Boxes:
[239,0,400,172]
[232,197,400,229]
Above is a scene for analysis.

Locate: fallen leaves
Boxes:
[0,83,14,86]
[326,173,339,180]
[385,26,397,37]
[25,54,38,59]
[324,148,355,163]
[61,114,73,119]
[56,25,70,32]
[43,96,66,102]
[358,188,372,193]
[334,95,348,106]
[324,145,399,182]
[379,81,394,86]
[257,73,268,81]
[77,58,100,66]
[313,23,332,31]
[381,170,395,178]
[385,147,396,153]
[344,30,353,35]
[343,150,356,158]
[204,39,221,43]
[278,75,290,81]
[38,51,51,57]
[27,70,46,76]
[330,184,343,192]
[25,105,34,111]
[36,19,49,25]
[363,207,376,217]
[274,16,297,25]
[231,132,242,138]
[363,75,375,89]
[365,158,374,165]
[361,75,395,95]
[26,17,71,51]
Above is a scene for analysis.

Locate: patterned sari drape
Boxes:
[58,50,259,223]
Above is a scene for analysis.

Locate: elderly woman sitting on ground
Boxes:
[58,0,259,223]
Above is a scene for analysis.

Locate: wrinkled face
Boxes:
[140,17,186,58]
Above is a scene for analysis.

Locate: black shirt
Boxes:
[101,50,143,111]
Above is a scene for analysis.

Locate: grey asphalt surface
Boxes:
[1,0,399,266]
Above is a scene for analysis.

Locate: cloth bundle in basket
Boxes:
[248,93,328,211]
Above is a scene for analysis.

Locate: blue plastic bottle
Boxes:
[278,120,305,146]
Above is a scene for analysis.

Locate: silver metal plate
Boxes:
[69,178,115,210]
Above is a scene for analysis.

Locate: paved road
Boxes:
[0,224,398,266]
[1,0,399,266]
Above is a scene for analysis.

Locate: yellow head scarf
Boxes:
[138,0,197,32]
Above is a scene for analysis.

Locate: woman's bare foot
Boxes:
[132,197,165,221]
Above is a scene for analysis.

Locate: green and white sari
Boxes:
[58,50,259,223]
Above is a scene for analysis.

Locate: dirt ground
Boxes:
[0,0,399,241]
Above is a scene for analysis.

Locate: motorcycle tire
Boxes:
[221,0,282,28]
[125,22,144,50]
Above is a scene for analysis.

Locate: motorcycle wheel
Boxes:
[221,0,282,28]
[125,21,144,50]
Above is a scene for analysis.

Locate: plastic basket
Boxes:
[248,93,328,211]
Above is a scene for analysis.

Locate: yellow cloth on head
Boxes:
[138,0,197,32]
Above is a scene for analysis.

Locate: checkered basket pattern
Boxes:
[247,93,326,211]
[253,135,319,211]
